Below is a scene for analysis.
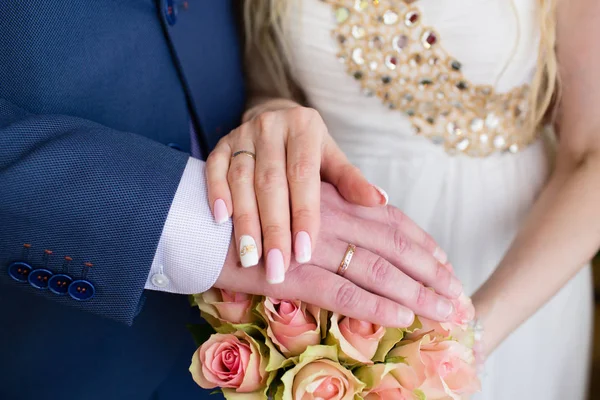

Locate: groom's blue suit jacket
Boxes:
[0,1,245,399]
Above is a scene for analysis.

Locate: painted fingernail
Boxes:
[433,247,448,264]
[239,235,259,268]
[449,277,463,297]
[373,185,389,206]
[437,299,454,320]
[266,249,285,284]
[213,199,229,225]
[294,231,312,264]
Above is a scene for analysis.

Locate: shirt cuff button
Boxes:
[151,273,169,288]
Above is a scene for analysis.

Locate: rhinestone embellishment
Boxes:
[326,0,534,157]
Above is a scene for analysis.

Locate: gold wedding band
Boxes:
[336,244,356,276]
[231,150,256,160]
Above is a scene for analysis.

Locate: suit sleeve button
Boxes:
[48,274,74,295]
[28,269,53,289]
[68,280,95,301]
[7,261,33,283]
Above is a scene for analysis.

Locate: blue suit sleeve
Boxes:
[0,98,189,325]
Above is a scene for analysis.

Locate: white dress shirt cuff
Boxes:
[145,157,232,294]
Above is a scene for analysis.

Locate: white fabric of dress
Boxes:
[282,1,592,398]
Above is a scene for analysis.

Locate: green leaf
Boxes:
[273,383,285,400]
[372,328,404,362]
[222,388,267,400]
[414,389,427,400]
[384,356,406,364]
[403,316,423,333]
[187,324,216,347]
[210,390,222,396]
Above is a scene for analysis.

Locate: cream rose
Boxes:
[260,298,322,357]
[355,363,425,400]
[193,288,257,326]
[388,335,480,399]
[281,345,365,400]
[328,313,385,364]
[189,331,268,395]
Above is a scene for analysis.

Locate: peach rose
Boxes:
[260,298,322,357]
[189,331,268,394]
[328,313,385,364]
[193,288,257,326]
[388,335,480,399]
[281,345,365,400]
[355,363,425,400]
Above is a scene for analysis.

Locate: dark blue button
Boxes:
[48,274,73,295]
[68,280,95,301]
[167,142,183,151]
[164,0,178,25]
[28,268,53,289]
[7,261,33,283]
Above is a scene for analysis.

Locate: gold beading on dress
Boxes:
[325,0,537,157]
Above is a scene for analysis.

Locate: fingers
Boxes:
[286,264,415,327]
[254,113,292,284]
[347,203,448,264]
[206,140,233,224]
[312,240,455,321]
[321,135,387,207]
[227,134,262,268]
[214,243,413,327]
[331,215,463,299]
[286,109,324,263]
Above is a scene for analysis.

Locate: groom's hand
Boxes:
[214,183,462,327]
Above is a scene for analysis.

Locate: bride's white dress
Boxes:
[282,0,593,398]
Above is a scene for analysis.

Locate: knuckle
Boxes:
[227,162,253,184]
[262,224,286,240]
[256,111,278,133]
[255,165,286,192]
[370,297,386,322]
[233,212,255,229]
[334,282,360,310]
[392,229,411,254]
[367,256,390,286]
[415,284,428,307]
[292,207,315,224]
[287,157,318,184]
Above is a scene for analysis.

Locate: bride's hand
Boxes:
[206,100,386,281]
[206,99,449,285]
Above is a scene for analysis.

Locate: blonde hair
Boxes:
[243,0,559,133]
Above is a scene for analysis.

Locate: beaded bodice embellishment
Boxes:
[324,0,537,156]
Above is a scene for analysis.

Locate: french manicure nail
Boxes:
[213,199,229,225]
[239,235,259,268]
[294,231,312,264]
[373,185,389,206]
[449,277,463,297]
[433,247,448,264]
[266,249,285,284]
[437,299,454,320]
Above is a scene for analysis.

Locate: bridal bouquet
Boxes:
[188,289,480,400]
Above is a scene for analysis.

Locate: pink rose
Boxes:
[406,295,475,344]
[280,346,365,400]
[449,293,475,327]
[329,313,385,364]
[261,298,322,357]
[388,336,480,399]
[193,288,257,326]
[189,331,268,393]
[355,363,425,400]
